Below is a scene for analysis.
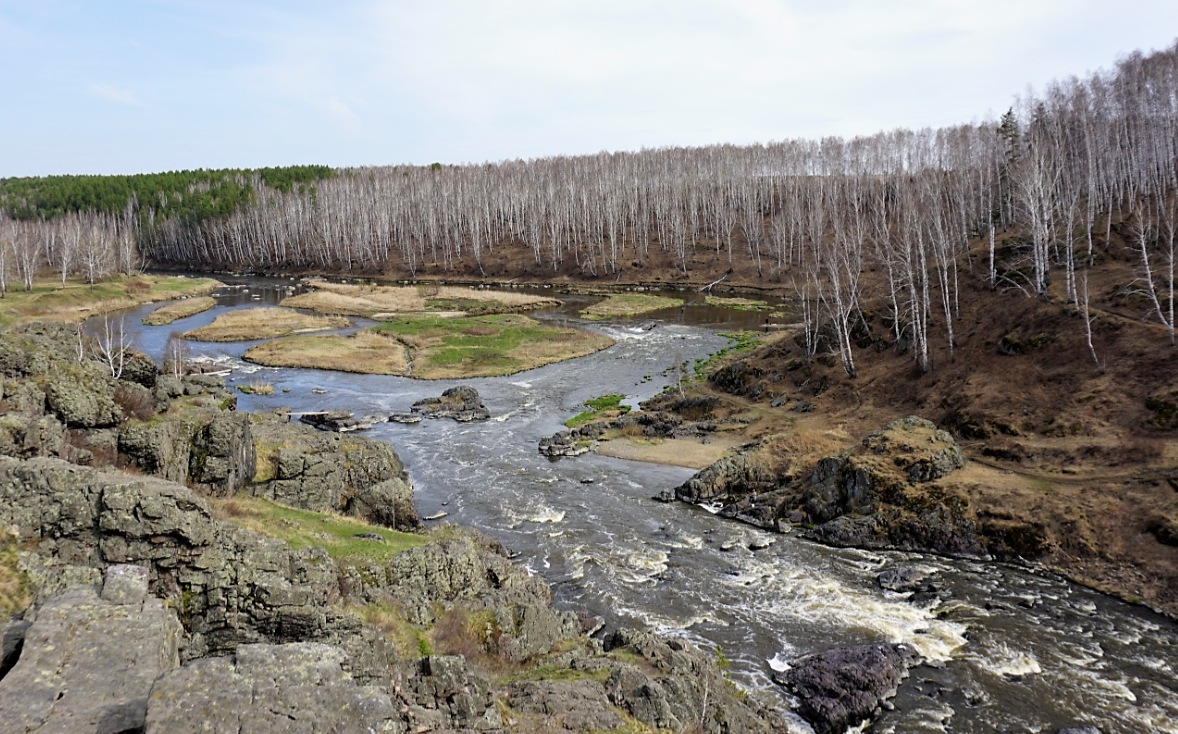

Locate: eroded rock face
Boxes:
[0,565,182,734]
[412,386,490,422]
[776,643,919,734]
[145,643,403,734]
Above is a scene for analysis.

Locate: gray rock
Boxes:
[411,386,490,422]
[0,456,393,684]
[349,476,422,532]
[507,679,624,731]
[601,628,782,734]
[300,409,381,432]
[776,643,918,734]
[1057,727,1102,734]
[100,563,151,604]
[120,349,158,389]
[253,416,409,527]
[0,582,182,734]
[146,643,402,734]
[44,371,121,428]
[189,412,255,497]
[405,655,500,732]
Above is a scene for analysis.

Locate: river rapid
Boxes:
[96,275,1178,734]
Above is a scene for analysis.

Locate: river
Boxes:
[96,275,1178,734]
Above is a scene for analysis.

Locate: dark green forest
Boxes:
[0,165,334,224]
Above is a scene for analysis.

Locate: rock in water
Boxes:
[145,643,401,734]
[411,386,490,422]
[0,565,182,734]
[299,409,381,432]
[776,643,919,734]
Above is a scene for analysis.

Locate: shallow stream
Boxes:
[95,276,1178,734]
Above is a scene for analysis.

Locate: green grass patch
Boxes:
[212,494,426,560]
[693,331,762,377]
[565,394,631,428]
[372,313,613,379]
[579,293,684,320]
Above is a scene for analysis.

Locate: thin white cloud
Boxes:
[88,83,147,108]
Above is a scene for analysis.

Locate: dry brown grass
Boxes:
[180,307,348,342]
[0,275,221,328]
[243,330,410,375]
[0,528,31,616]
[280,280,558,317]
[142,296,216,325]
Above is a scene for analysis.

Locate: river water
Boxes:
[97,276,1178,734]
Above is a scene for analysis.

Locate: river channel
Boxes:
[95,275,1178,734]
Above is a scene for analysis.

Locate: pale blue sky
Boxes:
[2,1,1176,177]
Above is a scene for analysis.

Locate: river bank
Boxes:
[12,274,1178,733]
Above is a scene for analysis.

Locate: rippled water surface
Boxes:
[101,277,1178,734]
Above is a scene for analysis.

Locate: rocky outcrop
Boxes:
[0,565,182,734]
[403,655,502,732]
[252,414,413,529]
[775,643,919,734]
[341,529,581,661]
[145,642,402,734]
[538,428,593,457]
[600,628,783,733]
[348,477,421,532]
[412,386,490,422]
[117,411,254,498]
[0,456,392,682]
[666,416,986,556]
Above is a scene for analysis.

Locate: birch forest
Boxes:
[2,41,1177,376]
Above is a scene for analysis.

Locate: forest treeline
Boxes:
[1,42,1175,376]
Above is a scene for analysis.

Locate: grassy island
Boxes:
[0,275,221,328]
[244,313,614,379]
[180,307,349,341]
[280,280,559,318]
[579,293,683,320]
[242,330,410,374]
[142,296,217,325]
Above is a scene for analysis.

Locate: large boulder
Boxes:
[0,565,182,734]
[348,476,421,532]
[776,643,918,734]
[145,643,402,734]
[411,386,490,422]
[252,415,409,526]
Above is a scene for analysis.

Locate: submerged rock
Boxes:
[411,386,490,422]
[776,643,919,734]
